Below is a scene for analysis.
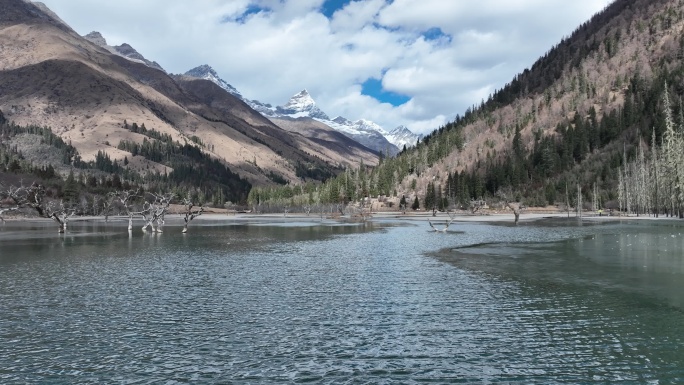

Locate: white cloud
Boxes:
[39,0,611,135]
[329,0,385,31]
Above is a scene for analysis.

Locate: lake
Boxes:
[1,216,683,383]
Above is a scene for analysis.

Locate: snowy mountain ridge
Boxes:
[183,65,422,155]
[275,90,330,120]
[185,65,242,98]
[388,125,424,150]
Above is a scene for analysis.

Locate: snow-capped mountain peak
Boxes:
[355,119,389,135]
[185,65,242,98]
[387,125,423,150]
[332,116,351,125]
[283,89,314,109]
[276,89,329,120]
[266,90,423,155]
[390,125,410,135]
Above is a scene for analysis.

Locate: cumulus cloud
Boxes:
[40,0,611,135]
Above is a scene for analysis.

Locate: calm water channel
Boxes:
[0,217,683,383]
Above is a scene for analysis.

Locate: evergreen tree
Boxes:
[412,196,420,210]
[62,169,79,204]
[424,182,436,211]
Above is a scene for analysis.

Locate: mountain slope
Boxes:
[387,0,683,205]
[181,66,380,168]
[269,116,380,167]
[84,31,166,72]
[0,0,352,188]
[253,0,684,210]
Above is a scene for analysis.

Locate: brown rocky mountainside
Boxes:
[0,0,378,185]
[269,116,380,167]
[391,0,684,199]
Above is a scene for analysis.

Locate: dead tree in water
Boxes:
[429,209,457,232]
[358,199,372,221]
[45,200,76,233]
[114,189,140,231]
[0,184,22,223]
[469,200,484,215]
[507,202,523,225]
[139,193,172,233]
[25,185,75,233]
[181,196,204,233]
[101,192,116,223]
[4,183,74,232]
[495,188,523,224]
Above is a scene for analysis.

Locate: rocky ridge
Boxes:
[84,31,165,72]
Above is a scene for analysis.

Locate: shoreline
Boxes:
[1,211,681,225]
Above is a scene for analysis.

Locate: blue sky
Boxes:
[361,78,410,106]
[322,0,353,18]
[39,0,612,135]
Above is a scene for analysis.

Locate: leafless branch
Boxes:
[181,195,204,233]
[139,192,173,233]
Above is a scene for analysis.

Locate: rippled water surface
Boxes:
[1,217,683,383]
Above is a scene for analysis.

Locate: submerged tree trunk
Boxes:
[507,202,522,225]
[181,199,204,234]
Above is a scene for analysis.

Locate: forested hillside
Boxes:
[0,109,250,213]
[251,0,684,216]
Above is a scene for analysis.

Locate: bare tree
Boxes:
[618,165,624,216]
[565,180,571,218]
[428,210,456,232]
[651,129,660,217]
[507,202,523,225]
[139,193,172,233]
[349,198,372,221]
[114,189,140,231]
[495,187,522,224]
[619,86,684,219]
[44,200,76,233]
[0,184,22,223]
[469,200,483,215]
[101,192,117,223]
[4,183,75,232]
[181,195,204,233]
[592,181,599,215]
[577,184,583,219]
